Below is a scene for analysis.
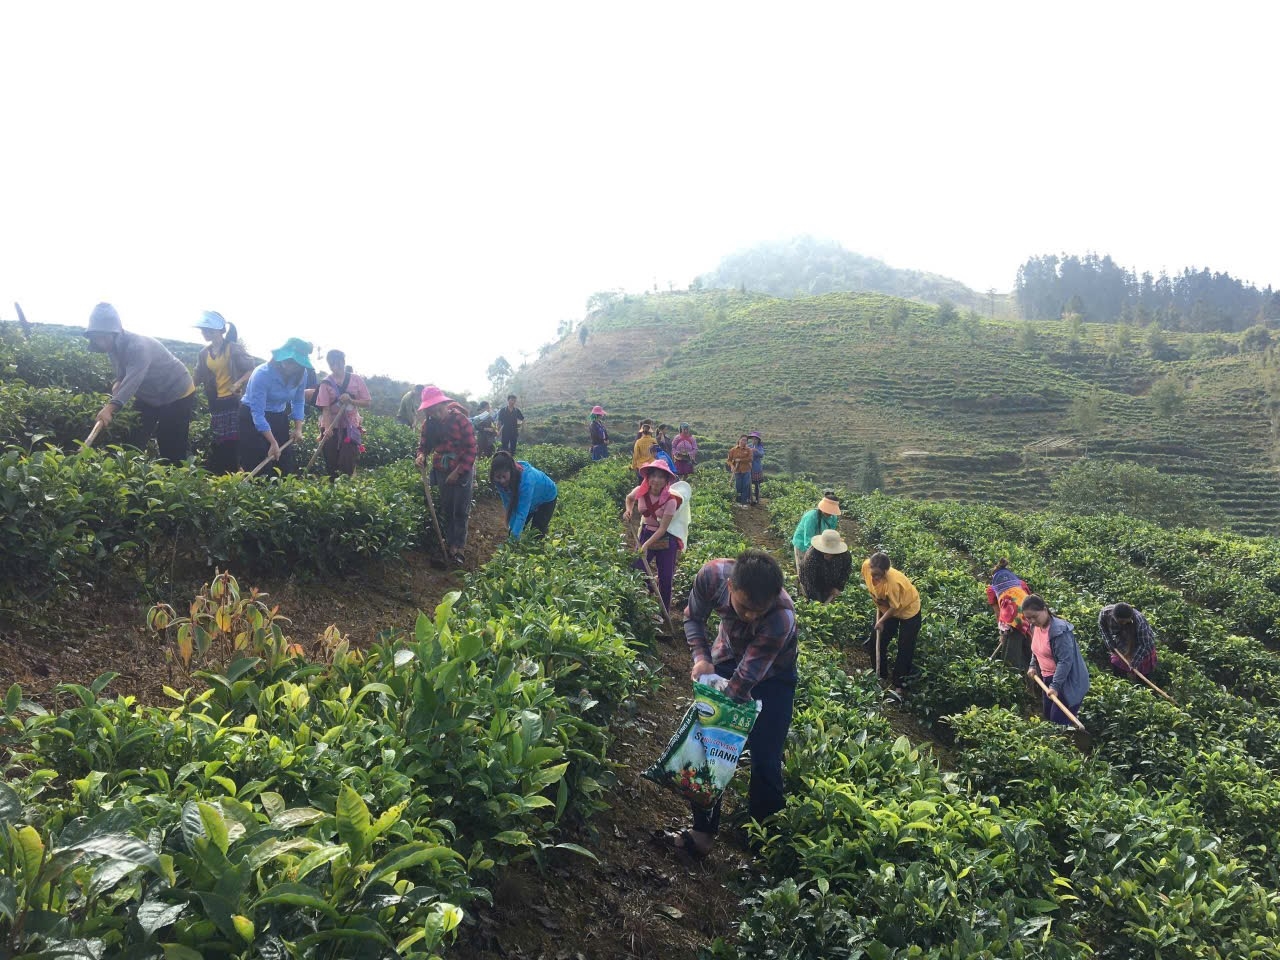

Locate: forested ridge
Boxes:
[1016,252,1280,331]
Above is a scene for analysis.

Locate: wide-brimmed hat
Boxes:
[270,337,314,369]
[817,496,841,516]
[195,310,226,332]
[418,384,454,411]
[591,405,607,415]
[748,431,762,440]
[640,459,676,478]
[811,529,849,555]
[84,302,122,336]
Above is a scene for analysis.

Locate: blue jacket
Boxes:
[498,462,558,538]
[1044,615,1090,707]
[241,362,306,434]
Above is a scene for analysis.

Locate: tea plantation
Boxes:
[513,289,1280,535]
[9,320,1280,957]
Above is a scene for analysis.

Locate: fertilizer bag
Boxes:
[643,680,760,808]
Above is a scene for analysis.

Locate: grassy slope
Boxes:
[513,290,1280,534]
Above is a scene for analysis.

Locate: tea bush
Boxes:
[0,460,654,958]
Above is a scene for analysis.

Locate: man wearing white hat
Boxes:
[84,302,197,464]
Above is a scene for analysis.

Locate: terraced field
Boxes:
[514,290,1280,533]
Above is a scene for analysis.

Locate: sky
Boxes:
[2,2,1276,394]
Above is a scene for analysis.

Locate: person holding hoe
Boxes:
[239,337,312,475]
[315,349,372,479]
[415,385,478,567]
[861,551,921,701]
[1021,594,1090,728]
[677,549,797,859]
[588,405,610,460]
[790,490,841,575]
[986,558,1033,670]
[84,302,198,464]
[1098,602,1158,679]
[490,450,559,539]
[623,459,691,618]
[193,310,255,474]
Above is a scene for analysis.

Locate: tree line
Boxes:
[1016,252,1280,331]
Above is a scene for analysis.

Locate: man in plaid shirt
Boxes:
[414,386,478,567]
[676,549,797,860]
[1098,602,1158,677]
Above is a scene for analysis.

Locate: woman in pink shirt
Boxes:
[623,460,687,615]
[315,349,372,478]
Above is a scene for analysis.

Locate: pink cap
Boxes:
[418,385,453,411]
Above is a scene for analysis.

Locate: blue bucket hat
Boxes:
[270,337,314,369]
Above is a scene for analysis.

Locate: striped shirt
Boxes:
[684,558,798,702]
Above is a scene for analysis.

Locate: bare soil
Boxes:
[0,497,511,706]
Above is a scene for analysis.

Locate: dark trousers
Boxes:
[322,431,360,479]
[500,434,517,455]
[431,467,475,552]
[237,406,296,476]
[864,612,921,688]
[692,664,796,836]
[528,498,557,536]
[590,444,609,461]
[134,391,196,464]
[1040,677,1083,727]
[734,471,751,504]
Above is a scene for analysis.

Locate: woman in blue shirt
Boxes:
[489,451,559,538]
[238,338,312,476]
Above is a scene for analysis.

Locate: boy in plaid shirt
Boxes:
[676,550,797,859]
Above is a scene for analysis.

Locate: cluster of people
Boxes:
[82,304,558,570]
[84,304,372,481]
[986,558,1158,725]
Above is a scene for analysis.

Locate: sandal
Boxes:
[672,830,712,861]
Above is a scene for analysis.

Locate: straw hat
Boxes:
[817,496,841,516]
[811,529,849,554]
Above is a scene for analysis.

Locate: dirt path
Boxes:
[457,634,750,959]
[0,497,511,705]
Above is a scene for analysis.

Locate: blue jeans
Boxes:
[734,472,752,504]
[691,664,796,835]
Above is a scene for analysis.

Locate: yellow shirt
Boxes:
[204,347,235,398]
[861,560,921,619]
[632,435,657,469]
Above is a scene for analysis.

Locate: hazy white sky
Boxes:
[2,2,1275,393]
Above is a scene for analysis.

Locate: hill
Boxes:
[694,235,1009,314]
[512,289,1280,535]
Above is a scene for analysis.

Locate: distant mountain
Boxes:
[695,235,999,313]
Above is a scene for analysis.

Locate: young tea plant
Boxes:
[148,571,295,680]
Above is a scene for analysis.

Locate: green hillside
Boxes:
[514,289,1280,535]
